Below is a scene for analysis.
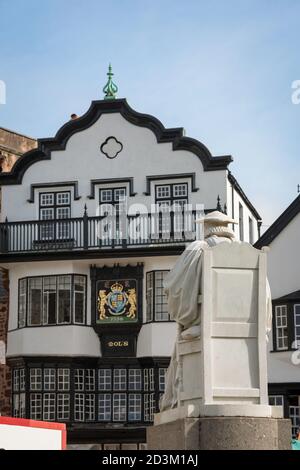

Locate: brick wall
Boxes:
[0,268,11,416]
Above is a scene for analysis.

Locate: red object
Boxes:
[0,416,67,450]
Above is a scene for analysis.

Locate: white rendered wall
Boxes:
[1,113,227,222]
[266,212,300,383]
[226,177,259,243]
[266,213,300,299]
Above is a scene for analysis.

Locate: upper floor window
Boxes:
[146,271,170,322]
[99,187,127,239]
[39,191,71,240]
[155,183,188,208]
[99,187,127,210]
[18,274,86,328]
[274,305,288,350]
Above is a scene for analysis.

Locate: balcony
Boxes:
[0,210,201,257]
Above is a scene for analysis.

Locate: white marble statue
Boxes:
[160,211,272,412]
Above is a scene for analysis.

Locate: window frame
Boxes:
[274,305,288,351]
[18,274,87,328]
[39,191,71,241]
[294,304,300,349]
[146,270,170,323]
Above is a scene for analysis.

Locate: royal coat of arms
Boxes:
[97,280,137,323]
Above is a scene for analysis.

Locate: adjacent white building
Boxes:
[256,194,300,437]
[0,74,261,448]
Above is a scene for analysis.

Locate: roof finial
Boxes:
[103,63,118,100]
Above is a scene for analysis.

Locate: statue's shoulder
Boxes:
[186,240,208,251]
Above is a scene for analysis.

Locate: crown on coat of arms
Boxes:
[111,282,124,292]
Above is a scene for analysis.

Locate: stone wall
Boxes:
[0,127,36,172]
[0,268,10,416]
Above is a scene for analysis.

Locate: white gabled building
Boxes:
[0,70,261,449]
[256,194,300,437]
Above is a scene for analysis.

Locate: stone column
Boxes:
[0,268,11,416]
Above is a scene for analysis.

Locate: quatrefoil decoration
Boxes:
[100,136,123,159]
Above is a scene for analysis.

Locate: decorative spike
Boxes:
[84,204,88,216]
[103,64,118,100]
[216,195,222,211]
[298,184,300,194]
[223,203,227,215]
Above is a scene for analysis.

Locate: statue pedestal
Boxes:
[149,244,293,449]
[146,415,292,450]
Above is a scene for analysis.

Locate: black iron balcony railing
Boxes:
[0,210,201,254]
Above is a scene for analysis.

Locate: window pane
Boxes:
[173,184,187,197]
[40,193,54,207]
[100,189,112,202]
[156,185,171,199]
[20,369,26,391]
[113,369,126,390]
[74,393,85,422]
[30,393,42,420]
[99,394,111,421]
[74,276,85,324]
[275,305,288,350]
[85,394,95,421]
[57,394,70,420]
[144,393,155,422]
[75,369,85,391]
[269,395,284,407]
[128,369,142,391]
[146,272,153,322]
[13,370,19,392]
[43,277,57,325]
[56,192,70,206]
[128,394,141,421]
[159,368,167,392]
[154,271,169,321]
[113,393,127,421]
[57,276,71,324]
[28,278,42,326]
[294,305,300,348]
[85,369,95,391]
[98,369,112,391]
[43,393,56,421]
[44,368,56,391]
[58,368,70,391]
[30,368,42,391]
[114,188,126,202]
[18,279,27,328]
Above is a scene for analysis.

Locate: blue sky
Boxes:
[0,0,299,228]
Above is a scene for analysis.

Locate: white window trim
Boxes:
[294,304,300,349]
[275,305,288,351]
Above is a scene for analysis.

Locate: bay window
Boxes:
[18,274,87,327]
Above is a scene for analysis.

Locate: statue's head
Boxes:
[196,210,238,241]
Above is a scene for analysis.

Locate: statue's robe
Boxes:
[160,236,272,412]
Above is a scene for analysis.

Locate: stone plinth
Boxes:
[147,417,292,450]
